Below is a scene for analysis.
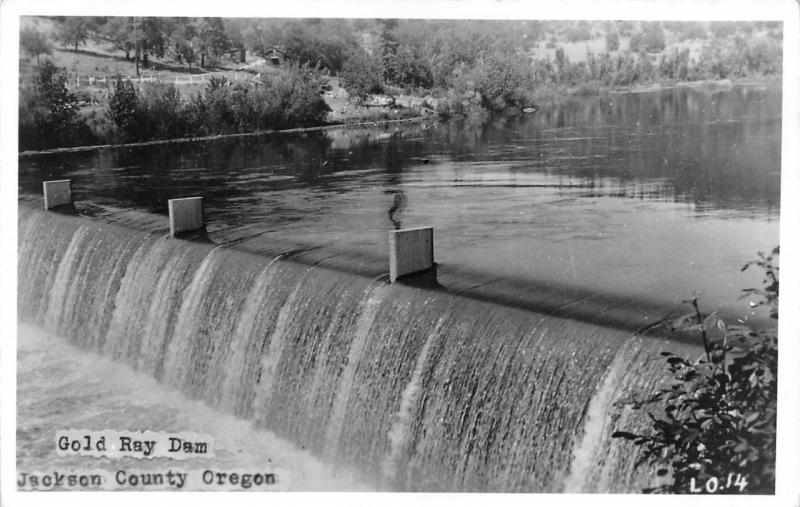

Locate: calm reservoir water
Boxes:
[19,83,781,328]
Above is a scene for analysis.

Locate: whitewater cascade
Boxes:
[17,204,697,492]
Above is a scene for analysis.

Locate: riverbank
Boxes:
[18,71,780,156]
[17,116,425,157]
[609,74,782,94]
[341,74,782,122]
[528,74,782,106]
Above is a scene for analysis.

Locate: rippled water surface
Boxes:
[19,83,781,323]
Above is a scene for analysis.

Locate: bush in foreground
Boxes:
[613,247,779,494]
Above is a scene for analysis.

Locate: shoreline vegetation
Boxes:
[19,17,782,152]
[17,116,426,158]
[18,74,779,158]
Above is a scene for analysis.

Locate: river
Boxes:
[15,83,782,493]
[19,83,781,326]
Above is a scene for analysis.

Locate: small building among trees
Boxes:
[264,47,288,66]
[228,45,247,64]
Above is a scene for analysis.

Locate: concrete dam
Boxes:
[18,201,700,492]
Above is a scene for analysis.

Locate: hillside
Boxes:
[18,17,783,151]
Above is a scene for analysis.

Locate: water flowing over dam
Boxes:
[19,203,701,492]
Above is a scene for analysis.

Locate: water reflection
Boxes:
[18,84,781,322]
[20,84,780,218]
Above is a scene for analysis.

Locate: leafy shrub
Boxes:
[136,82,190,140]
[107,78,141,142]
[471,52,534,110]
[613,247,779,494]
[341,50,385,103]
[382,44,434,90]
[72,88,94,104]
[19,61,95,150]
[192,77,237,135]
[258,63,331,128]
[659,49,691,81]
[743,38,782,75]
[106,64,330,141]
[434,87,486,119]
[438,50,535,117]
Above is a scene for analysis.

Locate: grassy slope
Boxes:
[20,16,259,81]
[20,18,421,127]
[21,16,397,126]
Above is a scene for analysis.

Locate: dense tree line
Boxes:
[56,16,236,70]
[33,18,783,76]
[40,16,359,72]
[32,18,782,90]
[19,62,330,150]
[337,19,781,116]
[107,68,330,142]
[19,18,783,149]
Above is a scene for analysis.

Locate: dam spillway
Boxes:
[18,202,700,492]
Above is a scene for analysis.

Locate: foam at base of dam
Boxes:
[17,203,699,492]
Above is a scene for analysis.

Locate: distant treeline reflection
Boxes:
[19,84,780,218]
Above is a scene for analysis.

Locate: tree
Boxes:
[20,27,52,64]
[195,17,230,68]
[428,23,491,88]
[170,18,200,68]
[605,31,620,52]
[107,78,141,141]
[641,22,666,53]
[261,63,331,127]
[241,19,278,59]
[341,48,384,103]
[470,51,534,110]
[99,17,136,60]
[379,21,434,89]
[19,61,91,149]
[223,18,247,63]
[612,247,779,494]
[659,48,690,81]
[744,37,782,75]
[278,19,357,72]
[56,17,94,52]
[138,17,171,68]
